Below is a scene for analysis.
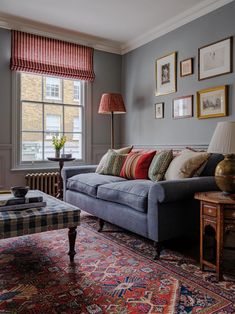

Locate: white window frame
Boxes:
[12,72,92,170]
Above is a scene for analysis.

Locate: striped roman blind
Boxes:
[10,30,95,81]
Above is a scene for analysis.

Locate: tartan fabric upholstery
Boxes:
[0,191,80,239]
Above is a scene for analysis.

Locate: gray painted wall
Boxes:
[93,50,122,146]
[121,2,235,148]
[0,28,122,188]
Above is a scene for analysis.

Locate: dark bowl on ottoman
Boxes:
[11,186,29,198]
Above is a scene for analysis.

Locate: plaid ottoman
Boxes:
[0,191,80,261]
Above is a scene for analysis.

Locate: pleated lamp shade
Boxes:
[98,93,126,114]
[208,122,235,154]
[208,121,235,193]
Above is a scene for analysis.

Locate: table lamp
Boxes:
[208,121,235,194]
[98,93,126,149]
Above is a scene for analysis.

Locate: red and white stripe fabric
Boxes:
[10,30,95,81]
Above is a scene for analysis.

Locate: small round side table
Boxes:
[48,157,75,199]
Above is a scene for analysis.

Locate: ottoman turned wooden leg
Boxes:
[68,226,77,262]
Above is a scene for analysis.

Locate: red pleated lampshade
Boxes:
[98,93,126,114]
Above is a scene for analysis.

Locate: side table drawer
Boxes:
[202,204,217,217]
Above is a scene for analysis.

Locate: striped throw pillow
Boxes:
[120,151,156,179]
[96,145,133,173]
[148,150,173,181]
[99,150,127,176]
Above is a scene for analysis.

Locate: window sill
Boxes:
[11,160,83,171]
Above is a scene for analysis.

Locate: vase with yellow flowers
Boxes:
[52,135,67,158]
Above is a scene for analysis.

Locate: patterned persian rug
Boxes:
[0,212,234,314]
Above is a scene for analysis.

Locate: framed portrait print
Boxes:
[198,37,232,80]
[180,58,193,77]
[155,102,164,119]
[197,86,228,119]
[155,52,177,96]
[172,95,193,119]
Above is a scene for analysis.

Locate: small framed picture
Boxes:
[180,58,193,77]
[155,52,177,96]
[173,95,193,119]
[155,102,164,119]
[197,85,228,119]
[198,37,232,80]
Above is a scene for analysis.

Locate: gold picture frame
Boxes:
[197,85,228,119]
[155,52,177,96]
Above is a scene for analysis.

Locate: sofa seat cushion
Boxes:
[97,180,154,212]
[67,173,126,198]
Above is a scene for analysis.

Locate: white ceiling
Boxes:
[0,0,233,54]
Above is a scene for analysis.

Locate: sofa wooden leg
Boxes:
[98,218,105,232]
[153,241,162,260]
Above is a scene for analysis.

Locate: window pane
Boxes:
[44,76,62,102]
[44,132,64,159]
[44,105,63,139]
[21,73,42,102]
[63,79,81,105]
[22,132,43,161]
[64,133,82,159]
[64,106,82,133]
[22,102,43,131]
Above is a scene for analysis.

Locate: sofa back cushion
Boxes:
[148,150,173,181]
[120,151,156,179]
[98,149,127,176]
[200,153,224,176]
[96,145,133,173]
[165,149,210,180]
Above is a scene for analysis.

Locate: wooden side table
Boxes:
[195,191,235,281]
[48,157,75,199]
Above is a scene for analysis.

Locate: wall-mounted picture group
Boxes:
[155,36,232,120]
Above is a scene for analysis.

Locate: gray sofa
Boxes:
[62,153,223,258]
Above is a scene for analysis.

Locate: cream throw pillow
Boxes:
[96,145,133,173]
[165,149,210,180]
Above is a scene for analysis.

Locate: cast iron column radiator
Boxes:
[25,172,59,197]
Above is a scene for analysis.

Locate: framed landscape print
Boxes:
[197,86,228,119]
[155,102,164,119]
[155,52,177,96]
[172,95,193,119]
[180,58,193,77]
[198,37,232,80]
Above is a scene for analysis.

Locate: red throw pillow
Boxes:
[120,151,156,179]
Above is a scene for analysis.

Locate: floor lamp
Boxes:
[98,93,126,149]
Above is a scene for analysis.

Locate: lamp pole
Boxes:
[111,111,114,149]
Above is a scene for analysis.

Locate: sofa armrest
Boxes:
[62,165,97,200]
[148,176,218,204]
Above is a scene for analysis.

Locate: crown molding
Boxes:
[0,0,233,56]
[121,0,234,54]
[0,12,122,55]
